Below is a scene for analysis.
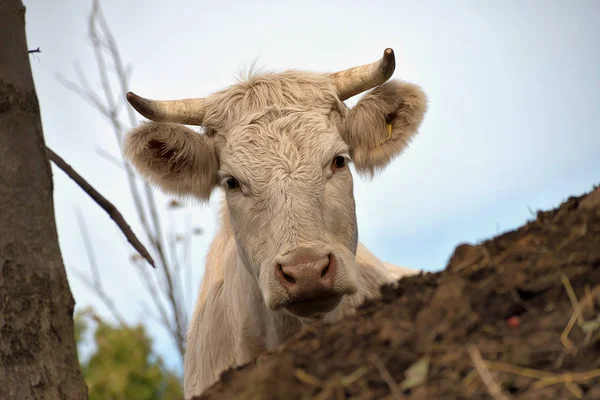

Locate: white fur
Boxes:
[123,69,428,398]
[183,202,419,396]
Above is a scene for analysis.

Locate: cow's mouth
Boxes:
[282,294,342,318]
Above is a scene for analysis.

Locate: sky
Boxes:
[23,0,600,373]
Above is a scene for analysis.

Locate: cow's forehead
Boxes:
[218,110,348,182]
[202,70,346,131]
[223,110,343,158]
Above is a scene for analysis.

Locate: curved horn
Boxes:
[126,92,206,125]
[330,48,396,100]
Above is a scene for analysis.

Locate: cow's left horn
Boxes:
[126,92,206,125]
[330,48,396,101]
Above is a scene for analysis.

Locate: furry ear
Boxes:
[340,80,428,175]
[124,122,219,201]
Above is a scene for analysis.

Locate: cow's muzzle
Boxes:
[275,252,345,317]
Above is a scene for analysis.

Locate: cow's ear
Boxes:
[124,122,219,201]
[340,80,428,175]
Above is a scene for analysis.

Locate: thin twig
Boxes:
[73,205,127,326]
[294,369,321,386]
[484,360,553,380]
[95,146,125,170]
[166,212,188,326]
[184,214,193,306]
[483,359,600,396]
[560,278,600,351]
[562,274,584,326]
[72,268,127,327]
[561,310,578,352]
[134,258,173,326]
[55,73,111,118]
[53,0,192,363]
[531,369,600,389]
[46,146,155,268]
[312,367,369,400]
[84,1,156,256]
[144,184,186,355]
[133,256,179,348]
[89,3,117,122]
[369,354,405,400]
[75,207,103,286]
[467,345,511,400]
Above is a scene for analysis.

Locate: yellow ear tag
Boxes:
[380,123,393,145]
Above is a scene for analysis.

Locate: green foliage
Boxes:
[75,308,183,400]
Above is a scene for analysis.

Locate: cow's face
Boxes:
[219,109,361,318]
[124,49,428,321]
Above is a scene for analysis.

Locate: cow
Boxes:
[123,48,428,398]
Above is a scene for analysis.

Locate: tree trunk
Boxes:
[0,1,88,399]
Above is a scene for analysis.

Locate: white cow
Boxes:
[123,48,428,398]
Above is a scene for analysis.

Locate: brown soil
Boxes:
[197,185,600,400]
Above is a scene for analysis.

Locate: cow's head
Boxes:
[124,49,427,321]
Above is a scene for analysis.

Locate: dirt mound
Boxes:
[197,185,600,400]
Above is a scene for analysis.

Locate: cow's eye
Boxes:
[332,155,346,170]
[225,177,239,189]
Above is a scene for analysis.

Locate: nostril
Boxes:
[321,254,333,278]
[279,265,296,284]
[283,273,296,284]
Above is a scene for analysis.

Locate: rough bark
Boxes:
[0,1,88,399]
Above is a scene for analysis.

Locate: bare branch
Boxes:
[134,260,170,322]
[88,3,117,120]
[71,269,127,327]
[94,1,139,130]
[184,214,193,306]
[134,258,184,353]
[138,302,169,330]
[75,206,102,285]
[55,73,112,119]
[55,0,194,363]
[143,183,187,349]
[84,0,156,278]
[95,146,125,170]
[46,146,155,268]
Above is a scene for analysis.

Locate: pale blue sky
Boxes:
[23,0,600,372]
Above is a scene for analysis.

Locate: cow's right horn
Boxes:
[330,48,396,101]
[126,92,206,125]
